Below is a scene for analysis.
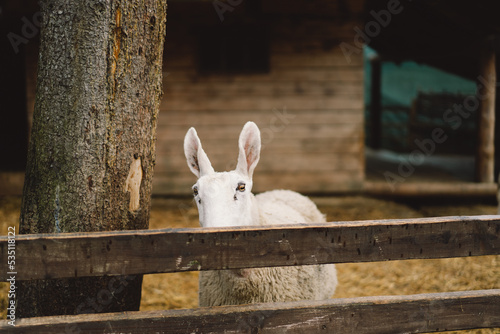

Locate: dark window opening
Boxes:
[0,13,29,171]
[198,25,269,74]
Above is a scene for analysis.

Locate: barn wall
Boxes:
[155,11,365,195]
[16,2,365,196]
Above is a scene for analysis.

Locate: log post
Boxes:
[17,0,167,317]
[370,56,382,149]
[475,40,496,183]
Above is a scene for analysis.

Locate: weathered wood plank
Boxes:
[2,290,499,333]
[163,23,363,67]
[155,10,364,196]
[475,43,496,183]
[164,48,363,68]
[163,82,362,99]
[155,152,363,173]
[157,109,363,126]
[278,53,357,68]
[0,169,364,198]
[156,123,363,141]
[163,68,364,83]
[160,95,363,111]
[153,170,365,195]
[364,181,498,197]
[156,137,363,155]
[1,216,499,281]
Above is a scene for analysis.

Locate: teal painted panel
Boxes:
[364,47,477,153]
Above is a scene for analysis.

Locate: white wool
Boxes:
[199,263,336,306]
[184,122,338,307]
[256,190,327,226]
[199,190,337,306]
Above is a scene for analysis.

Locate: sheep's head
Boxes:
[184,122,261,228]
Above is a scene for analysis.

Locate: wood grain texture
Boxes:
[17,0,167,317]
[154,170,365,195]
[1,216,499,281]
[475,42,496,183]
[153,15,365,195]
[1,290,499,333]
[12,9,367,197]
[364,181,498,197]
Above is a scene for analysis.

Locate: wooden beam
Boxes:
[1,216,499,281]
[370,56,382,149]
[2,290,499,333]
[364,181,497,197]
[475,41,496,182]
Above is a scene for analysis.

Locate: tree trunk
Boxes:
[18,0,167,317]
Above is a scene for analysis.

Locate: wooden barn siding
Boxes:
[154,18,364,195]
[17,10,365,196]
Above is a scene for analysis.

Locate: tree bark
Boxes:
[18,0,167,317]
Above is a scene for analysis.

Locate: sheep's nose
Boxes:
[231,269,251,278]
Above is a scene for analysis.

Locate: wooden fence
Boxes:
[1,215,499,333]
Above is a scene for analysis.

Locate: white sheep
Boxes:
[184,121,337,307]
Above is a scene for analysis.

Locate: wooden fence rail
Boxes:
[0,290,498,334]
[1,215,499,281]
[1,215,499,333]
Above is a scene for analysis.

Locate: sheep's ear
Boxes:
[236,122,261,178]
[184,127,214,178]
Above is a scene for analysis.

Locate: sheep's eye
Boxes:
[193,187,199,196]
[237,183,246,192]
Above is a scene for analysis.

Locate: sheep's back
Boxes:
[198,190,338,307]
[256,190,326,225]
[199,264,337,307]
